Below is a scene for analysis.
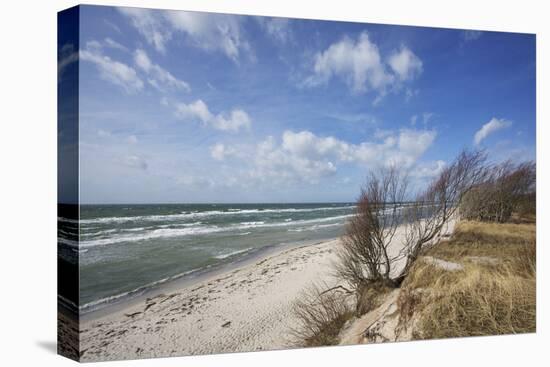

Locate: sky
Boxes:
[60,5,536,204]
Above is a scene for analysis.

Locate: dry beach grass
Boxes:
[398,220,536,339]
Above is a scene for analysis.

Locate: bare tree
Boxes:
[336,150,487,289]
[335,166,408,288]
[396,150,487,281]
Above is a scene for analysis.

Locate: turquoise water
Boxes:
[59,203,356,312]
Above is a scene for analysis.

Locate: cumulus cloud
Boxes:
[174,99,251,132]
[80,46,144,93]
[118,7,251,62]
[214,128,436,185]
[251,135,337,184]
[305,32,392,93]
[134,49,190,92]
[388,46,423,81]
[474,118,512,145]
[304,32,422,98]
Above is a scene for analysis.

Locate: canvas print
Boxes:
[58,5,536,362]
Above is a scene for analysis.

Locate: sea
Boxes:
[58,203,357,314]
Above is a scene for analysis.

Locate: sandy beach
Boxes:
[79,239,342,361]
[77,218,457,362]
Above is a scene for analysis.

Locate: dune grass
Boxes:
[398,220,536,339]
[292,219,536,346]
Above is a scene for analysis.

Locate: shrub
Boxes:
[460,161,535,223]
[291,284,353,347]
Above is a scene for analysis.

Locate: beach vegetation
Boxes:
[398,219,536,338]
[335,150,487,289]
[291,283,354,347]
[293,150,536,347]
[460,161,535,223]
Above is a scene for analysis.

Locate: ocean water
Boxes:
[58,203,356,313]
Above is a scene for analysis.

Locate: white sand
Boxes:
[80,239,342,361]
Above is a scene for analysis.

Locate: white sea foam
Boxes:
[79,267,200,312]
[240,221,265,226]
[58,216,79,224]
[288,222,342,232]
[214,247,252,259]
[78,205,356,225]
[78,214,355,248]
[58,237,80,248]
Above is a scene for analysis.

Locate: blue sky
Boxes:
[64,5,536,204]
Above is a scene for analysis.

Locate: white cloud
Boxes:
[350,129,436,168]
[80,47,144,93]
[118,7,171,53]
[174,99,251,132]
[134,49,190,92]
[165,11,251,62]
[327,112,377,124]
[410,112,434,127]
[281,130,352,161]
[127,135,138,144]
[104,37,128,51]
[388,46,423,81]
[410,160,446,179]
[97,129,112,138]
[474,118,512,145]
[118,7,251,62]
[422,112,434,127]
[304,32,422,99]
[463,30,483,41]
[252,135,337,184]
[257,17,292,44]
[405,88,419,102]
[58,43,79,79]
[217,128,436,185]
[86,38,128,53]
[210,143,238,161]
[305,32,393,93]
[122,155,148,170]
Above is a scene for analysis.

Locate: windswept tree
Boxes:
[397,150,487,281]
[336,150,487,289]
[335,166,408,289]
[460,161,536,222]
